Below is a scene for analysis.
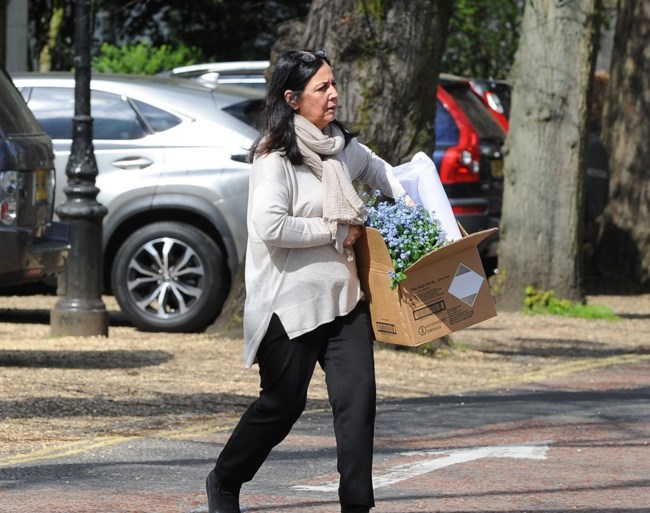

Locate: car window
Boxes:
[494,84,511,119]
[434,99,460,146]
[25,87,75,139]
[26,87,148,140]
[445,86,505,141]
[132,99,182,132]
[0,70,43,135]
[222,98,264,129]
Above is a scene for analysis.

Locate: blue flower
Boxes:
[365,193,448,289]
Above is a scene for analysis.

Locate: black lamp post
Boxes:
[50,0,108,336]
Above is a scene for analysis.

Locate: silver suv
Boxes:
[0,67,69,288]
[12,72,261,332]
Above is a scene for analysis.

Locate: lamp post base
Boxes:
[50,298,109,337]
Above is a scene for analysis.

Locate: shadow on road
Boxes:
[0,391,263,419]
[0,305,133,327]
[0,349,173,369]
[0,283,133,327]
[471,336,650,358]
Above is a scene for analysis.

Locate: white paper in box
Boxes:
[393,152,463,241]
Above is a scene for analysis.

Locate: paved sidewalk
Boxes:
[1,357,649,513]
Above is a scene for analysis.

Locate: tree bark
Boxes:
[273,0,453,164]
[590,0,650,291]
[495,0,602,310]
[207,265,246,337]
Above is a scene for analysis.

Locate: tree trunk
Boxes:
[495,0,602,310]
[207,265,246,337]
[590,0,650,291]
[273,0,453,164]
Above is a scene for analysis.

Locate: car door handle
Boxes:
[112,157,154,170]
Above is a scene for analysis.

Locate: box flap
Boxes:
[406,228,498,273]
[356,226,394,271]
[358,226,498,275]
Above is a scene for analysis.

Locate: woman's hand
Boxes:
[343,225,363,247]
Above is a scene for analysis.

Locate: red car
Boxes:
[468,78,511,132]
[433,75,506,268]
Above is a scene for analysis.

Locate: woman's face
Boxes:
[286,62,338,130]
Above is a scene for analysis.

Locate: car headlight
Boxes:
[1,171,20,226]
[1,170,18,195]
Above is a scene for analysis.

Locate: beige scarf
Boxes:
[293,115,367,236]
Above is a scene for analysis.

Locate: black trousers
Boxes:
[214,300,376,507]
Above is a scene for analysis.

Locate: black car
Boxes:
[0,67,68,288]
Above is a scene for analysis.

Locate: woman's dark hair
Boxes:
[249,49,353,165]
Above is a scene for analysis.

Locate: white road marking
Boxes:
[292,442,550,492]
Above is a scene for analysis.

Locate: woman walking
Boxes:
[206,49,410,513]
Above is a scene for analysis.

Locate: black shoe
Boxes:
[206,469,241,513]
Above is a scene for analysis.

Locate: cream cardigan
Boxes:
[242,137,406,367]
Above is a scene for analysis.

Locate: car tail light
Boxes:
[436,85,482,184]
[459,150,473,167]
[459,150,481,173]
[452,204,487,215]
[439,144,481,184]
[1,171,19,226]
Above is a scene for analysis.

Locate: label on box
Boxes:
[448,263,485,307]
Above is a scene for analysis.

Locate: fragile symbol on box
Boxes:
[448,263,484,307]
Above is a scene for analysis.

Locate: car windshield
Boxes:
[0,69,43,136]
[445,85,505,141]
[493,83,511,119]
[222,98,264,129]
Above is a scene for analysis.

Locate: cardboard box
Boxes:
[355,226,498,346]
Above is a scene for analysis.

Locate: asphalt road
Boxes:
[1,357,649,513]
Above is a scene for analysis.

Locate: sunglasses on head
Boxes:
[300,50,328,63]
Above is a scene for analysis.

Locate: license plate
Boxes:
[491,159,504,178]
[34,168,49,202]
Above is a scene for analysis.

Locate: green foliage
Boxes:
[442,0,524,79]
[523,286,620,320]
[97,0,309,62]
[413,337,467,358]
[29,0,521,78]
[28,0,310,70]
[92,42,204,75]
[355,0,388,20]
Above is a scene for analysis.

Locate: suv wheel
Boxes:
[111,221,226,332]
